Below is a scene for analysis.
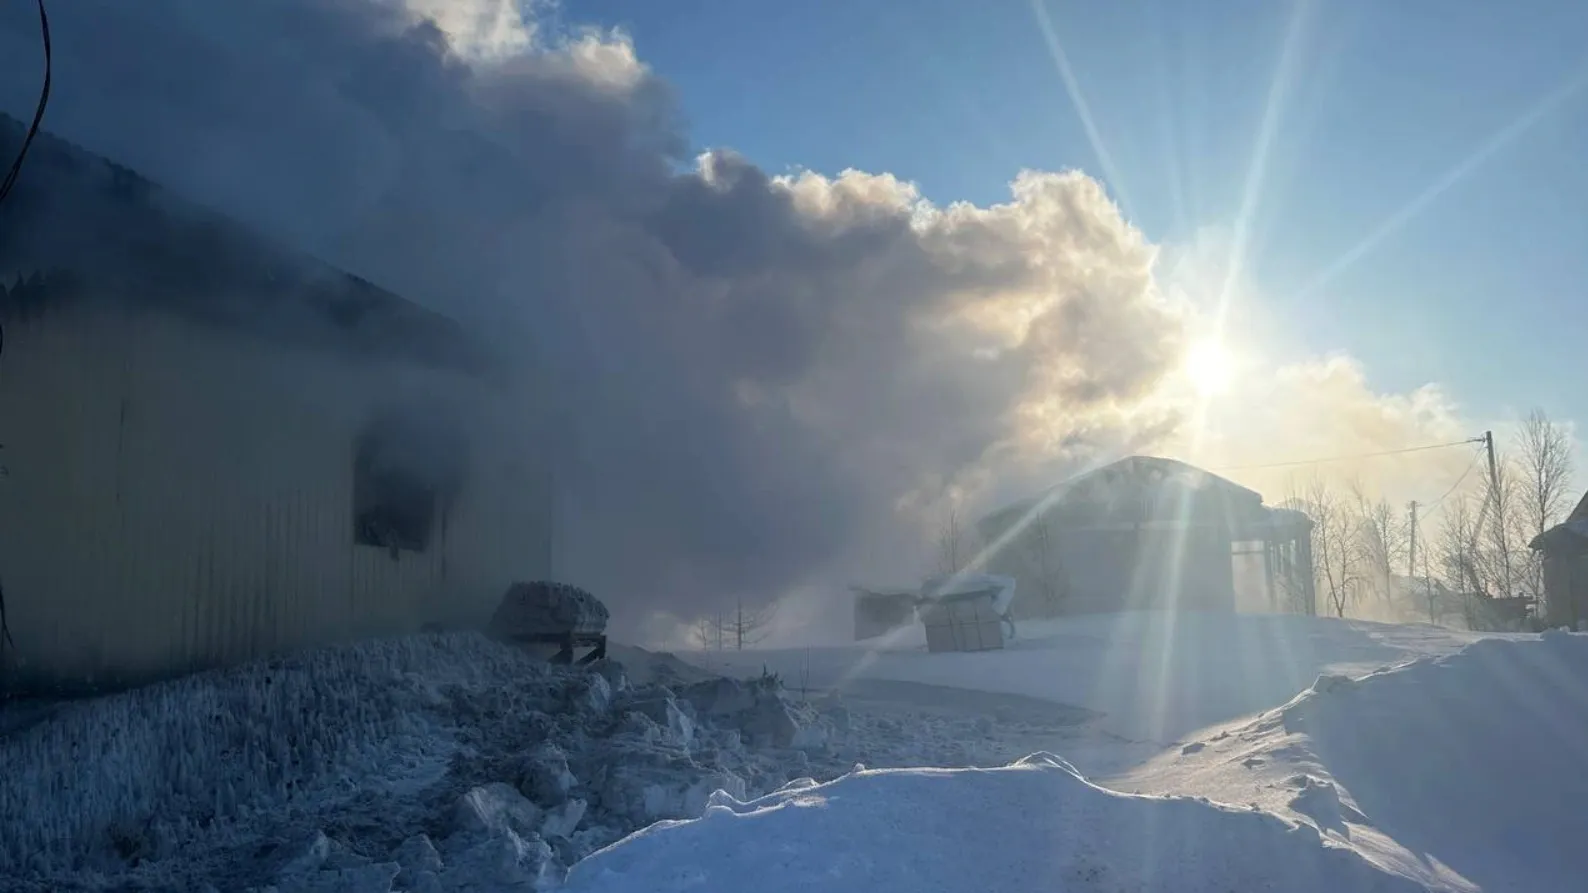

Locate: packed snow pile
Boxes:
[1124,629,1588,892]
[563,753,1429,893]
[0,633,852,891]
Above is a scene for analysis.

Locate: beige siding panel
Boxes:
[0,305,554,689]
[0,313,130,680]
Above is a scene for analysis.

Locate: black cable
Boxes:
[0,581,13,654]
[0,0,52,209]
[1213,437,1484,472]
[1418,447,1485,520]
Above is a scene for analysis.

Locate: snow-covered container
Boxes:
[917,574,1016,653]
[489,581,610,638]
[918,593,1005,653]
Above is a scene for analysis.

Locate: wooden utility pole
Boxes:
[1407,501,1418,578]
[1409,500,1434,624]
[1484,430,1513,599]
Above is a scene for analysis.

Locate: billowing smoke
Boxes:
[0,1,1191,633]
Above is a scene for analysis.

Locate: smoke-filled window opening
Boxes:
[352,405,469,556]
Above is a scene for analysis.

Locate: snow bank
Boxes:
[1127,630,1588,892]
[0,634,848,891]
[690,611,1497,745]
[564,754,1427,893]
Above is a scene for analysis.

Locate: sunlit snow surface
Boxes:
[3,615,1583,892]
[566,755,1426,893]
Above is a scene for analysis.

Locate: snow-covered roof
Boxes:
[977,455,1268,536]
[1529,518,1588,551]
[0,114,492,376]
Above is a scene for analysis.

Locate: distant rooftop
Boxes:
[977,455,1298,538]
[0,113,492,376]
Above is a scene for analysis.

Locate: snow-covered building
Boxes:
[0,116,553,694]
[977,456,1315,617]
[1528,488,1588,629]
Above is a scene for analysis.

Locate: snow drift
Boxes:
[564,754,1427,893]
[1128,629,1588,892]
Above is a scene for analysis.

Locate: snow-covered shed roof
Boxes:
[1529,519,1588,552]
[977,455,1283,540]
[0,114,491,376]
[1529,486,1588,552]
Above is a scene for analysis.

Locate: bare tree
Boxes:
[692,611,726,651]
[694,598,776,651]
[1517,409,1575,531]
[937,501,966,577]
[1515,409,1575,602]
[1350,481,1407,606]
[725,596,776,650]
[1294,476,1367,618]
[1473,454,1529,599]
[1434,494,1486,627]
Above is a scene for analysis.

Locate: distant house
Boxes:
[977,456,1315,617]
[1528,490,1588,629]
[0,115,553,694]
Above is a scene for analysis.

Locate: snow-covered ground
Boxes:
[687,611,1500,751]
[666,612,1584,892]
[1119,629,1588,893]
[2,612,1581,892]
[564,755,1428,893]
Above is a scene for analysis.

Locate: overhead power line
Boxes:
[1212,437,1485,473]
[0,0,52,210]
[1417,446,1486,520]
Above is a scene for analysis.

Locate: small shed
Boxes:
[1528,490,1588,629]
[851,586,919,642]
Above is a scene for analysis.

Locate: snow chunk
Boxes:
[453,783,545,840]
[442,829,562,892]
[273,862,401,893]
[541,798,588,840]
[678,678,756,718]
[518,743,580,805]
[391,834,444,890]
[621,696,695,750]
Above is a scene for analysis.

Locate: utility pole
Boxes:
[1407,501,1418,578]
[1483,430,1513,599]
[1409,501,1430,623]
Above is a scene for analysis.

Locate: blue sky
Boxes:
[572,0,1588,429]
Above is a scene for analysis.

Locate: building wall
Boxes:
[0,306,552,691]
[984,519,1237,618]
[1541,548,1588,629]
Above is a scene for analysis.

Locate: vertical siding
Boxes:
[0,308,553,690]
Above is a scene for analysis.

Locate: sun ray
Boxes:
[1030,0,1135,220]
[1293,62,1588,303]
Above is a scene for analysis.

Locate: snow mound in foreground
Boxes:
[564,754,1428,893]
[1158,630,1588,893]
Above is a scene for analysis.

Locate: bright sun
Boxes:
[1184,340,1235,396]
